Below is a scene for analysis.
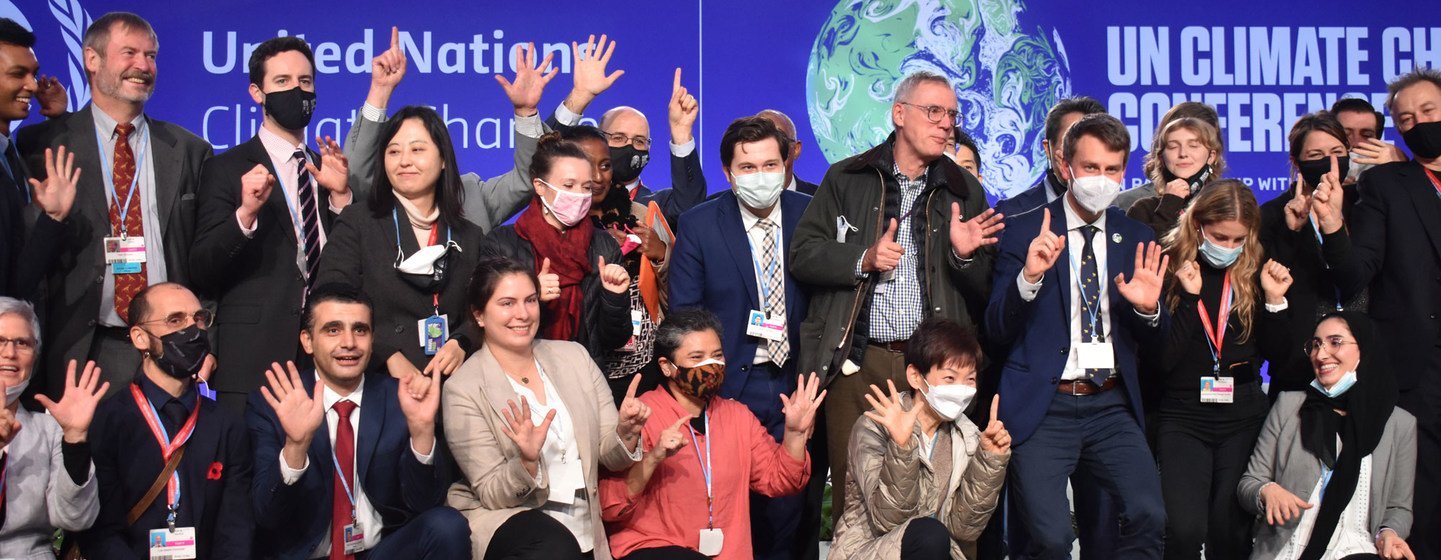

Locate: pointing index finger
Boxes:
[626,374,642,400]
[990,395,1000,424]
[390,26,399,51]
[673,67,682,93]
[1040,208,1051,236]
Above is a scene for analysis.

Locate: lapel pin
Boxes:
[1112,233,1122,243]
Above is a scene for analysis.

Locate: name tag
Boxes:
[746,310,787,341]
[342,523,366,555]
[1200,376,1235,404]
[1076,342,1114,370]
[417,314,449,356]
[148,526,197,559]
[105,236,146,274]
[699,528,725,556]
[548,454,585,506]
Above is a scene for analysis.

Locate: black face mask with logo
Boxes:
[265,86,317,131]
[609,145,650,184]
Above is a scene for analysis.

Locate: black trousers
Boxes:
[484,510,586,560]
[900,517,952,560]
[621,546,709,560]
[1399,379,1441,560]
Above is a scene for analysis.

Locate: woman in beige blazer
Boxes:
[443,257,648,559]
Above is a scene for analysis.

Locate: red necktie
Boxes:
[330,400,358,560]
[109,122,145,322]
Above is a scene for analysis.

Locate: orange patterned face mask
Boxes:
[670,358,726,402]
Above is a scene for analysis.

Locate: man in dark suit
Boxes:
[190,37,352,413]
[248,285,468,559]
[80,282,252,559]
[756,109,820,195]
[985,114,1168,559]
[995,97,1106,219]
[1320,67,1441,559]
[670,116,818,560]
[16,13,213,398]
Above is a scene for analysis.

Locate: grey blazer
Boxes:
[1238,391,1416,559]
[0,407,99,558]
[343,106,537,232]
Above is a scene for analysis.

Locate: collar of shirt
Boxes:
[257,125,309,166]
[1060,194,1107,233]
[90,106,148,142]
[623,179,641,194]
[785,176,797,192]
[1045,169,1067,201]
[135,373,198,416]
[653,385,714,434]
[321,374,365,412]
[737,196,782,233]
[891,161,928,185]
[0,132,10,154]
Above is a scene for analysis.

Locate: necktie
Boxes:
[330,399,358,560]
[757,219,789,365]
[110,123,145,322]
[3,140,27,202]
[294,150,322,287]
[160,398,188,434]
[1078,225,1111,383]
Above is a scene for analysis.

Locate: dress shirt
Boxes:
[506,363,592,553]
[738,200,787,365]
[92,109,166,328]
[1280,452,1377,560]
[235,126,352,275]
[862,163,927,342]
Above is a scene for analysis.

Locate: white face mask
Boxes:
[1311,370,1358,397]
[921,380,976,421]
[4,376,28,407]
[1068,167,1122,214]
[395,241,462,275]
[732,171,785,210]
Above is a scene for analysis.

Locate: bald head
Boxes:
[756,109,803,180]
[600,106,650,140]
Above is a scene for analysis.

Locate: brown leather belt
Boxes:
[1056,376,1117,395]
[869,339,909,354]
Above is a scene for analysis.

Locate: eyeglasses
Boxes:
[601,131,651,150]
[0,336,36,354]
[1303,336,1358,356]
[137,309,214,331]
[900,102,962,126]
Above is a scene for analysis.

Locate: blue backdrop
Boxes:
[7,0,1441,205]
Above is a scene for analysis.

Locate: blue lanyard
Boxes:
[1316,464,1335,504]
[390,208,451,250]
[1066,231,1107,342]
[685,413,715,529]
[747,222,784,309]
[93,123,150,238]
[1309,217,1345,311]
[330,446,357,521]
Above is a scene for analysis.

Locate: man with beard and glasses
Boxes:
[16,12,214,399]
[78,282,253,559]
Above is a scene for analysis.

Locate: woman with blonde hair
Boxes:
[1155,180,1292,559]
[1128,116,1227,238]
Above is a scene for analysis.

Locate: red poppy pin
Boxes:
[207,462,224,480]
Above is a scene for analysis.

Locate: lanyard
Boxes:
[330,434,358,523]
[746,222,784,311]
[391,209,451,313]
[685,413,715,529]
[1197,272,1233,375]
[1425,167,1441,197]
[94,124,151,238]
[1066,232,1107,343]
[129,384,200,528]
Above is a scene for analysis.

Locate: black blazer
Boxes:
[1322,160,1441,391]
[0,151,63,300]
[15,105,212,399]
[315,204,485,369]
[795,177,820,196]
[246,370,452,559]
[189,135,333,395]
[81,376,253,559]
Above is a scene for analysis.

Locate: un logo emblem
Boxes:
[0,0,92,130]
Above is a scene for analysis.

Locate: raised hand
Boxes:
[423,339,465,378]
[862,218,904,273]
[647,415,691,463]
[1283,184,1310,232]
[1175,260,1202,295]
[1310,154,1345,234]
[367,26,408,108]
[36,75,68,117]
[538,258,561,302]
[495,42,557,117]
[1261,482,1312,526]
[1260,259,1293,305]
[565,34,623,114]
[1352,138,1407,166]
[397,371,441,454]
[978,396,1011,455]
[950,204,1004,259]
[500,396,555,468]
[780,372,826,437]
[668,68,699,145]
[34,360,108,443]
[1162,178,1191,198]
[862,379,921,446]
[259,361,325,447]
[1376,528,1416,560]
[1115,241,1170,315]
[598,256,630,294]
[615,375,652,444]
[306,136,351,202]
[1022,208,1066,283]
[238,164,276,228]
[28,146,79,221]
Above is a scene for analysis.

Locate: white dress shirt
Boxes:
[1281,451,1377,560]
[506,363,593,553]
[92,109,166,328]
[738,200,787,365]
[236,126,350,277]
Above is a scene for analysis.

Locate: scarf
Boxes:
[515,196,594,342]
[394,193,439,247]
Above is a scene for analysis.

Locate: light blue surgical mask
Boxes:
[1311,370,1358,397]
[1198,230,1242,268]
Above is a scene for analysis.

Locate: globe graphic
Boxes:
[806,0,1073,199]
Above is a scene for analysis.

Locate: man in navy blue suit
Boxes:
[994,97,1106,219]
[669,116,819,560]
[985,114,1168,559]
[81,282,254,559]
[247,284,468,559]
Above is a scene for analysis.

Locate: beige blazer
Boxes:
[443,339,639,559]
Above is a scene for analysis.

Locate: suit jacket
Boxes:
[794,177,820,196]
[1113,181,1158,213]
[246,370,452,560]
[0,406,99,558]
[993,182,1050,221]
[0,149,64,300]
[984,198,1166,444]
[442,339,639,559]
[669,190,812,401]
[189,135,333,395]
[1238,392,1416,558]
[15,105,212,399]
[1321,161,1441,391]
[81,376,253,559]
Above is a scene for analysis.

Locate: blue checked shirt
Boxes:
[861,163,927,342]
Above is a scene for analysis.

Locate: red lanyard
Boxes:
[1196,272,1233,375]
[130,384,200,517]
[1425,167,1441,196]
[426,224,441,312]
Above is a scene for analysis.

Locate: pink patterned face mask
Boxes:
[538,179,594,227]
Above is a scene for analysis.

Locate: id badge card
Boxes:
[418,314,449,356]
[1200,376,1235,403]
[745,310,787,341]
[698,527,724,556]
[148,526,197,559]
[620,309,644,353]
[342,523,366,554]
[1076,342,1115,370]
[104,236,146,274]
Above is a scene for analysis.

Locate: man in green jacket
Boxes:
[788,70,1003,526]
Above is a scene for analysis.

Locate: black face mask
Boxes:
[1297,156,1351,190]
[1403,121,1441,160]
[609,145,650,184]
[264,86,316,131]
[1161,163,1214,196]
[147,325,211,380]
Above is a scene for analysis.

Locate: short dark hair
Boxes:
[1063,113,1132,166]
[467,257,540,329]
[1330,97,1386,138]
[1386,67,1441,116]
[126,282,187,327]
[367,106,467,228]
[0,18,36,49]
[953,128,981,160]
[720,116,792,169]
[1044,97,1106,145]
[1288,111,1350,163]
[528,132,592,182]
[653,308,723,363]
[248,36,314,87]
[905,317,983,373]
[302,283,373,332]
[83,12,155,54]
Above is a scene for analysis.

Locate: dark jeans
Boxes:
[1008,388,1165,560]
[484,510,584,560]
[363,506,471,559]
[621,546,710,560]
[900,517,951,560]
